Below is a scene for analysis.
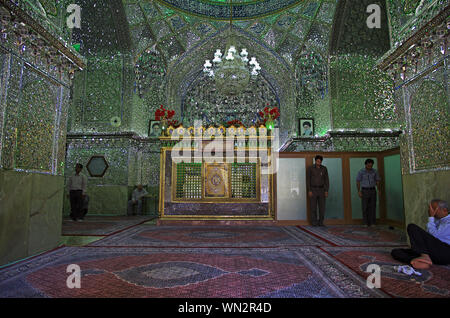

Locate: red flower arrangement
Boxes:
[155,105,175,121]
[226,119,244,127]
[155,105,180,127]
[258,105,280,125]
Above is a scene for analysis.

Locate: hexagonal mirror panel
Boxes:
[86,156,109,177]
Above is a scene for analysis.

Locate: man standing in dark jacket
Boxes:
[306,155,329,227]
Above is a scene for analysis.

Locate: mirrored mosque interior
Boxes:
[0,0,448,299]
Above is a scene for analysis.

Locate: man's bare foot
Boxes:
[411,254,432,269]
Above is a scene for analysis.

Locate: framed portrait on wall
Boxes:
[299,118,314,137]
[148,120,161,137]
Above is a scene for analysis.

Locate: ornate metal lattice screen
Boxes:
[175,163,202,199]
[230,163,258,199]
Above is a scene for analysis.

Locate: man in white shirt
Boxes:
[391,199,450,269]
[66,163,88,221]
[128,184,148,216]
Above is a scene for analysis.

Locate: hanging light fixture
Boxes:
[203,0,260,95]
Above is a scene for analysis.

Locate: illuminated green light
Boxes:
[72,43,81,52]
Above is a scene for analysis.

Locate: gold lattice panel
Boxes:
[174,162,202,199]
[171,160,261,202]
[231,163,258,199]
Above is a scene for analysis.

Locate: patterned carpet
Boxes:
[0,246,386,298]
[321,246,450,298]
[301,225,408,246]
[1,220,448,298]
[88,225,328,247]
[62,216,155,236]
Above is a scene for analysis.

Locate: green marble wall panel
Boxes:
[0,170,32,266]
[321,157,344,220]
[27,173,64,256]
[0,170,63,266]
[84,185,129,215]
[384,154,405,222]
[349,157,380,219]
[276,158,307,220]
[402,170,450,231]
[63,184,128,216]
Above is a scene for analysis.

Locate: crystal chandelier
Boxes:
[203,1,260,95]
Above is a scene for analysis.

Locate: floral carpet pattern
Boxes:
[0,247,386,298]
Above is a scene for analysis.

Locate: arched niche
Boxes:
[165,26,297,138]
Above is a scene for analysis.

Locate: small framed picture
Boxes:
[299,118,314,137]
[148,120,161,137]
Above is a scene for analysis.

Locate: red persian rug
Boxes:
[0,246,387,298]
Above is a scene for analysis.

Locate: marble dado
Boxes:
[0,169,64,266]
[402,169,450,233]
[62,184,129,216]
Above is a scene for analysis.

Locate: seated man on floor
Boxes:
[127,184,148,216]
[391,199,450,269]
